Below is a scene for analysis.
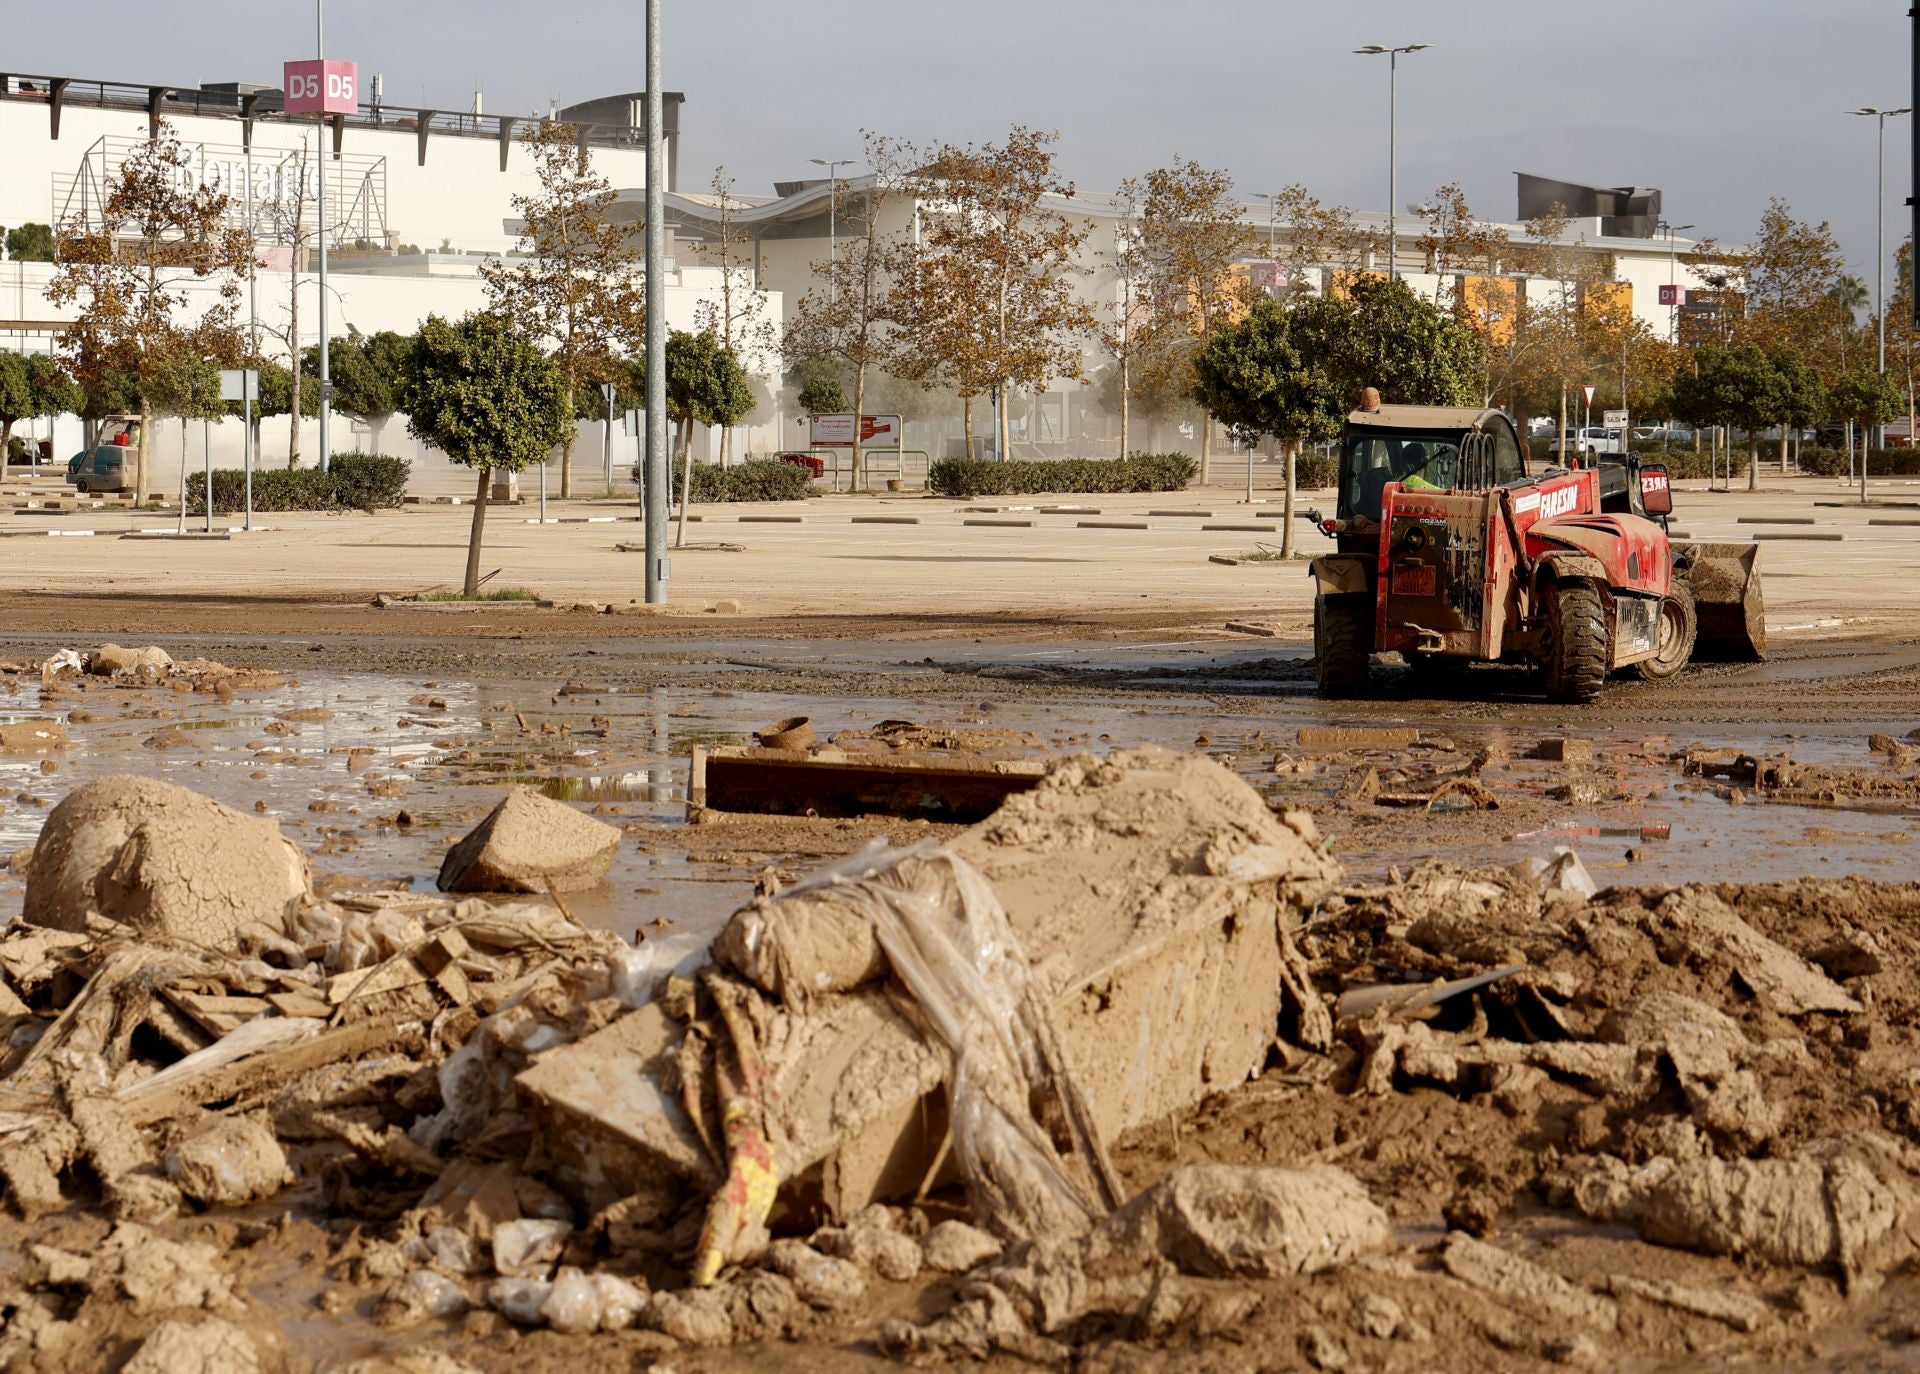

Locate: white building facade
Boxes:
[0,73,783,496]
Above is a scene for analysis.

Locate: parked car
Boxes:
[1546,426,1625,460]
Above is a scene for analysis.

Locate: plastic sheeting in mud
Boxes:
[520,748,1342,1241]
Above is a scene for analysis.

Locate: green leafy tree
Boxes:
[1289,275,1485,408]
[1770,348,1827,473]
[400,313,570,594]
[797,370,849,417]
[224,357,316,463]
[1829,363,1902,437]
[1190,296,1344,555]
[1670,343,1786,489]
[0,353,80,458]
[306,330,407,455]
[480,121,645,498]
[4,223,56,262]
[628,330,755,544]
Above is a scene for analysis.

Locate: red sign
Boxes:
[1581,385,1597,406]
[1658,284,1683,307]
[283,60,359,115]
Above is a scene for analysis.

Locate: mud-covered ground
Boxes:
[1,622,1918,1373]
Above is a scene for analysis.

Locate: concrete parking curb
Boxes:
[1752,532,1844,541]
[1078,520,1149,530]
[851,515,920,525]
[1203,523,1278,532]
[963,518,1033,527]
[1736,517,1816,525]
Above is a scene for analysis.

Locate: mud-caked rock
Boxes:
[123,1318,259,1374]
[437,787,621,894]
[1104,1164,1391,1279]
[164,1115,292,1207]
[921,1220,1002,1274]
[89,644,175,678]
[23,775,310,942]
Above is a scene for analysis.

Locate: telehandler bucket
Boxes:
[1677,542,1766,660]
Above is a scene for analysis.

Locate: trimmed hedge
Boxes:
[927,452,1196,498]
[1295,452,1338,490]
[186,453,411,513]
[630,458,819,503]
[1796,446,1920,478]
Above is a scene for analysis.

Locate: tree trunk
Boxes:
[676,423,694,548]
[1198,413,1211,485]
[1281,441,1298,560]
[1557,384,1568,470]
[288,281,302,469]
[1779,430,1789,476]
[462,467,490,596]
[135,401,152,504]
[1747,436,1759,491]
[559,383,574,499]
[962,395,975,460]
[1118,351,1131,459]
[997,382,1011,463]
[851,362,868,490]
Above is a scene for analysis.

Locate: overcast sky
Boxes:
[13,1,1913,288]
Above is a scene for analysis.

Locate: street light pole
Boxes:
[1852,106,1911,492]
[1253,191,1279,258]
[1658,220,1694,344]
[809,157,854,309]
[316,0,331,474]
[643,0,668,602]
[1354,43,1430,282]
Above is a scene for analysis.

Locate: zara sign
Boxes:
[282,60,359,115]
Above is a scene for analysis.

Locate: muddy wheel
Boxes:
[73,479,88,494]
[1541,580,1608,704]
[1314,593,1372,696]
[1636,583,1698,681]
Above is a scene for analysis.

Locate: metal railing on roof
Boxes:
[0,72,648,154]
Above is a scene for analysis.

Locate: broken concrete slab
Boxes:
[23,775,310,943]
[437,786,620,894]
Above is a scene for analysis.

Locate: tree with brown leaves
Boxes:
[47,122,252,503]
[692,168,780,466]
[1133,159,1254,479]
[481,121,646,498]
[782,135,914,485]
[888,127,1095,460]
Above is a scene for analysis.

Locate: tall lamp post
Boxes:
[1353,42,1430,282]
[1658,220,1695,344]
[1851,105,1910,472]
[1252,191,1281,258]
[315,0,331,474]
[809,157,855,308]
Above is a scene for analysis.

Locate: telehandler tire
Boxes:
[1542,580,1608,704]
[1636,582,1698,681]
[1314,593,1372,696]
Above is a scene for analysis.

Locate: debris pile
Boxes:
[5,719,1920,1370]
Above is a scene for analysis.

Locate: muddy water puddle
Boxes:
[1,669,1913,941]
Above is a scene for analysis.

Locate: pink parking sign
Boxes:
[283,60,358,115]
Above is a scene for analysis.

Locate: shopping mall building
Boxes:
[0,69,1722,488]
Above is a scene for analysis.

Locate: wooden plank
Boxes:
[693,748,1046,823]
[122,1018,410,1126]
